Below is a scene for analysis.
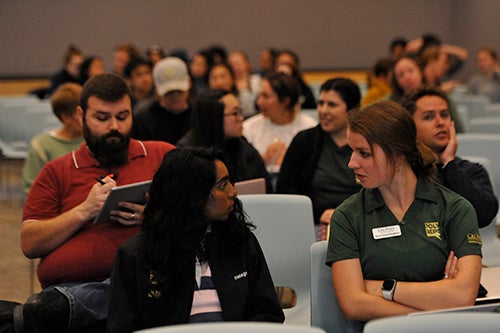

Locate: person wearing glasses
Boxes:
[107,147,284,332]
[178,89,271,192]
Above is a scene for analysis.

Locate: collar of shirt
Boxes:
[70,139,148,169]
[364,176,440,213]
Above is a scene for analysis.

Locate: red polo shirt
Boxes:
[23,139,174,288]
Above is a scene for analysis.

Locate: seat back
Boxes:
[364,312,500,333]
[239,194,316,325]
[468,117,500,133]
[461,155,500,266]
[478,103,500,118]
[0,95,40,107]
[135,322,326,333]
[0,105,29,144]
[456,104,470,132]
[457,134,500,197]
[453,95,490,118]
[310,241,346,333]
[0,99,55,159]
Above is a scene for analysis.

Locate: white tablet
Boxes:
[93,180,152,224]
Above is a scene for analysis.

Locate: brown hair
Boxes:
[50,82,83,121]
[390,53,425,102]
[347,100,436,179]
[264,72,300,112]
[401,85,450,116]
[476,47,498,61]
[63,44,83,65]
[80,74,131,113]
[114,43,140,58]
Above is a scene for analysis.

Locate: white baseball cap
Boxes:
[153,57,190,96]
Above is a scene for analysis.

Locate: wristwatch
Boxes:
[382,279,397,301]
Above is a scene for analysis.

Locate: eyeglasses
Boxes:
[224,108,243,118]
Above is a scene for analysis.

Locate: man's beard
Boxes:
[84,125,130,168]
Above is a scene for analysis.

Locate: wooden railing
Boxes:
[0,70,369,96]
[0,79,50,96]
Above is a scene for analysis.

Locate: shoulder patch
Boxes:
[467,233,482,245]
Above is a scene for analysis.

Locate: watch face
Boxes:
[383,279,395,290]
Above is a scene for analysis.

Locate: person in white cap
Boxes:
[133,57,192,145]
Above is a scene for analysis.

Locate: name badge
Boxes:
[372,225,402,240]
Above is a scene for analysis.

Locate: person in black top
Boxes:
[401,86,498,228]
[123,57,154,109]
[177,89,271,192]
[49,44,83,95]
[133,57,192,145]
[107,147,284,332]
[277,78,362,239]
[275,49,316,109]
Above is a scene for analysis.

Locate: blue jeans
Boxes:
[45,278,110,330]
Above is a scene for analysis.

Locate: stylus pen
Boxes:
[95,177,106,185]
[95,173,114,185]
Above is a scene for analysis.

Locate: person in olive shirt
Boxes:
[327,101,482,333]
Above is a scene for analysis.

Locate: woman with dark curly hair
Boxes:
[107,147,284,332]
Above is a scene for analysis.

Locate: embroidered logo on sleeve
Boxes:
[467,233,482,245]
[148,270,162,298]
[424,222,441,240]
[233,271,248,280]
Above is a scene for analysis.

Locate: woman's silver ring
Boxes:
[444,274,449,279]
[131,213,135,220]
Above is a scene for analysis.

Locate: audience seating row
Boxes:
[0,96,58,160]
[457,134,500,266]
[453,94,500,133]
[135,322,326,333]
[363,312,500,333]
[311,239,500,333]
[239,194,316,325]
[0,95,58,198]
[240,190,500,333]
[133,310,500,333]
[460,155,500,267]
[2,91,499,331]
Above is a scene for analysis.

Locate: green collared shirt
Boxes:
[326,177,482,282]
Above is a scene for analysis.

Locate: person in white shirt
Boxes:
[243,72,317,174]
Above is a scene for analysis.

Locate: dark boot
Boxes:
[0,300,20,333]
[13,290,69,333]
